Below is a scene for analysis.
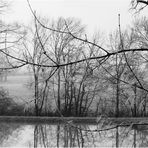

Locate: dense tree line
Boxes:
[1,0,148,117]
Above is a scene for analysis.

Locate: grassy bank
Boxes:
[0,116,98,124]
[0,116,148,125]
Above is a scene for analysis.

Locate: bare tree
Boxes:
[0,0,9,13]
[131,0,148,11]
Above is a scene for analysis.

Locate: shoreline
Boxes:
[0,116,148,124]
[0,116,97,124]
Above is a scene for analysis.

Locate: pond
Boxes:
[0,121,148,148]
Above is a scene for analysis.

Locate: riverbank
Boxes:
[0,116,148,124]
[0,116,97,124]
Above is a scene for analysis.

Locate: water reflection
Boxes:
[1,121,148,147]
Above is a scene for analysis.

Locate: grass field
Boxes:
[0,74,34,104]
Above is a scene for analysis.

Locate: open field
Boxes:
[0,74,33,104]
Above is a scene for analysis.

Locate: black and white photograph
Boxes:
[1,0,148,147]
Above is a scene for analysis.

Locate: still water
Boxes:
[0,121,148,148]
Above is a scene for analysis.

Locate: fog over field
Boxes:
[0,73,33,104]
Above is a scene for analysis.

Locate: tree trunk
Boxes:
[34,74,39,116]
[134,84,137,117]
[57,68,61,113]
[115,54,120,117]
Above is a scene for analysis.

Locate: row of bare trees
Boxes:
[1,0,148,117]
[20,14,148,117]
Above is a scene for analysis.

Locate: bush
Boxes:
[0,87,25,116]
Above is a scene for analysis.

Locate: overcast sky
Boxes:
[2,0,148,35]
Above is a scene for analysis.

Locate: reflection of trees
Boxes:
[111,125,148,147]
[116,126,119,148]
[0,122,21,146]
[134,125,148,147]
[34,124,52,148]
[62,124,84,147]
[33,124,130,147]
[33,123,97,147]
[2,122,148,147]
[33,123,148,148]
[1,122,148,147]
[109,126,136,147]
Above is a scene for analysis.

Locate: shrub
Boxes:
[0,87,25,116]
